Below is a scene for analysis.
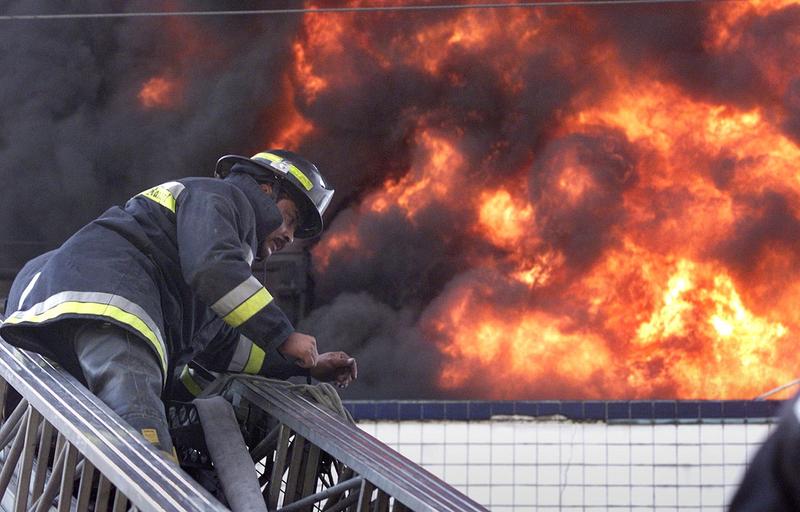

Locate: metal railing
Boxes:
[0,327,484,511]
[175,375,488,512]
[0,338,225,512]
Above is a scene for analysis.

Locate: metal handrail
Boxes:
[0,337,227,511]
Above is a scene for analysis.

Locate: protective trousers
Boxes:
[71,321,174,457]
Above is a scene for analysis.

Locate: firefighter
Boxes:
[729,391,800,510]
[0,150,357,458]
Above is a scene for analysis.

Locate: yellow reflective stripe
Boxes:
[137,181,185,213]
[180,366,203,397]
[252,152,313,191]
[243,344,266,374]
[4,301,168,378]
[222,287,272,328]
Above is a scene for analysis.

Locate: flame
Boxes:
[289,0,800,398]
[138,76,181,109]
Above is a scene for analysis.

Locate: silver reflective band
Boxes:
[228,335,253,372]
[210,276,264,317]
[18,271,41,309]
[4,290,168,377]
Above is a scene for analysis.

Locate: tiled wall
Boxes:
[345,401,783,511]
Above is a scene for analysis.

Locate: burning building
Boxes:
[1,0,799,399]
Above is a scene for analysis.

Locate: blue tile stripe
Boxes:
[343,400,784,422]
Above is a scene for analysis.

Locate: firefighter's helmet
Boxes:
[215,150,334,239]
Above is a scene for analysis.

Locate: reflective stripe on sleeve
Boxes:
[210,276,264,318]
[180,366,204,397]
[222,288,272,328]
[3,291,168,380]
[18,272,41,309]
[137,181,185,213]
[227,335,253,372]
[243,344,266,374]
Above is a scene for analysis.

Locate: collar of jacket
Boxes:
[223,172,283,245]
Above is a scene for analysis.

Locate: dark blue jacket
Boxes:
[1,173,295,383]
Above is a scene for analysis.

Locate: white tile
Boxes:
[583,424,607,444]
[631,467,654,486]
[584,466,607,485]
[560,423,581,443]
[445,422,468,443]
[490,486,515,507]
[607,487,631,506]
[745,423,770,443]
[424,464,445,479]
[466,485,491,506]
[468,422,491,443]
[421,444,444,465]
[653,424,677,444]
[515,423,537,443]
[678,486,701,507]
[631,444,654,464]
[516,485,536,505]
[537,465,560,485]
[677,465,701,486]
[561,443,584,464]
[538,486,560,506]
[537,444,559,464]
[585,486,607,505]
[562,464,584,485]
[724,464,747,486]
[654,466,677,485]
[538,424,561,443]
[676,424,700,444]
[607,465,630,485]
[584,444,607,464]
[631,486,654,506]
[630,425,654,444]
[677,444,700,464]
[700,444,724,464]
[491,465,514,485]
[701,465,725,486]
[375,423,399,444]
[491,422,515,444]
[653,445,677,464]
[357,421,377,436]
[607,425,630,444]
[726,444,748,464]
[516,444,536,464]
[723,424,747,444]
[493,444,515,464]
[397,444,421,462]
[421,422,445,443]
[467,465,491,485]
[398,422,422,444]
[444,464,467,485]
[608,444,630,464]
[561,486,585,506]
[700,424,724,443]
[701,486,725,507]
[514,465,536,485]
[467,444,491,464]
[654,486,677,506]
[444,444,468,464]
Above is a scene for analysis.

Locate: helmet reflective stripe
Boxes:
[215,149,334,238]
[252,152,314,191]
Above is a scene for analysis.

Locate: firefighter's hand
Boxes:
[310,352,358,389]
[278,332,319,368]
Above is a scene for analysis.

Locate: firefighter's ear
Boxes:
[259,183,274,195]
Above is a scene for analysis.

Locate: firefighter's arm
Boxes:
[176,188,293,354]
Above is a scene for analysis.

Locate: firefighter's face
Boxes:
[262,197,300,258]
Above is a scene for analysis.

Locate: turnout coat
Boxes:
[0,172,296,385]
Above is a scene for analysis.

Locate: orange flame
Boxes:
[138,76,181,110]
